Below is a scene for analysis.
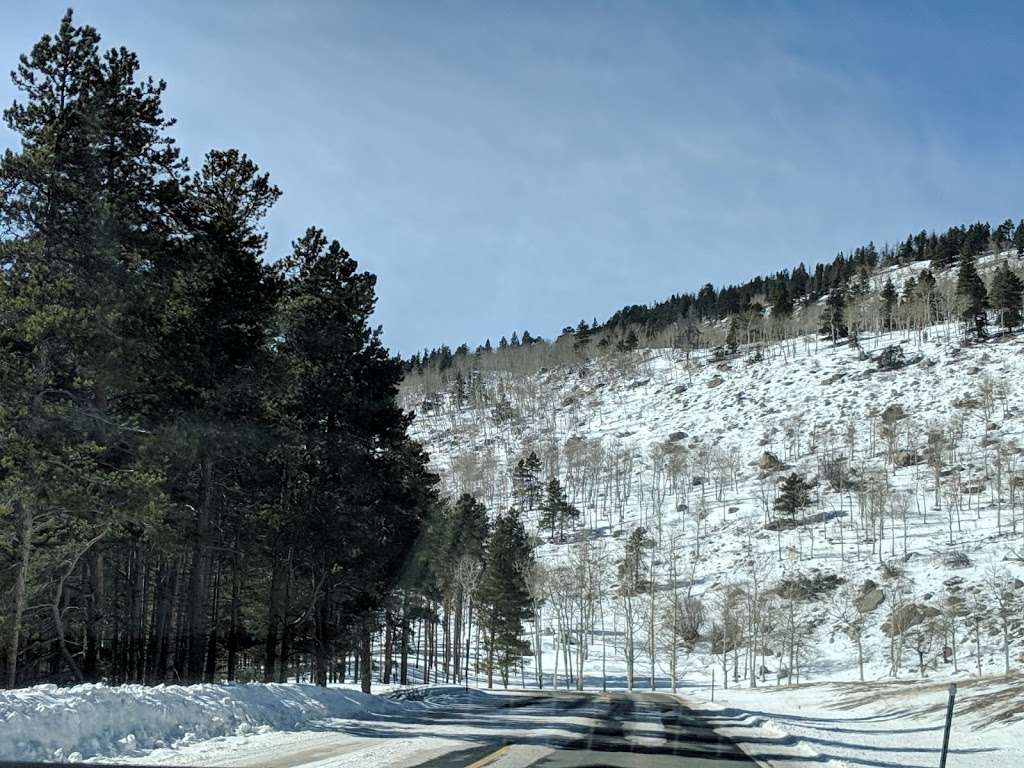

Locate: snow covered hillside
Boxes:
[405,322,1024,694]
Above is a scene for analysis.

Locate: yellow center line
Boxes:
[464,744,510,768]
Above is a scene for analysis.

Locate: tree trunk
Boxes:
[464,600,473,687]
[83,547,105,681]
[313,589,330,687]
[151,559,179,682]
[186,457,214,682]
[533,603,543,688]
[205,557,222,682]
[487,629,495,689]
[441,603,450,682]
[400,602,409,685]
[263,551,288,682]
[383,609,394,684]
[360,618,373,694]
[227,544,241,682]
[5,500,32,689]
[128,543,146,683]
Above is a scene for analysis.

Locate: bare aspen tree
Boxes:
[709,582,743,689]
[660,529,689,693]
[926,426,947,510]
[523,561,549,688]
[881,567,912,677]
[830,584,872,682]
[984,564,1021,675]
[940,588,965,673]
[617,526,651,691]
[904,615,940,678]
[744,555,772,688]
[891,490,912,558]
[967,588,986,677]
[648,443,670,540]
[568,536,604,690]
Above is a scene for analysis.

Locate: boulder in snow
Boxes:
[857,588,884,613]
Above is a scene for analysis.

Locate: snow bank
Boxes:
[0,682,407,762]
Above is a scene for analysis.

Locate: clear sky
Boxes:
[2,1,1022,354]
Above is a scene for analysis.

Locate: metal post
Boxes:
[711,668,715,702]
[939,682,957,768]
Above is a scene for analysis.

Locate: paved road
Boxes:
[415,690,756,767]
[117,688,760,768]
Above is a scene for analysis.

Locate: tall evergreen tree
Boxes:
[725,315,740,353]
[1013,220,1024,252]
[989,263,1024,332]
[0,9,183,683]
[616,328,639,353]
[538,477,580,541]
[819,287,848,342]
[880,279,898,329]
[771,283,793,319]
[773,473,811,522]
[956,253,988,338]
[477,509,533,688]
[511,452,543,512]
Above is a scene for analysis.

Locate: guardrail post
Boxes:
[939,682,957,768]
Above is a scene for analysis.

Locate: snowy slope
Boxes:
[405,322,1024,693]
[400,321,1024,764]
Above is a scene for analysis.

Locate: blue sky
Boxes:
[2,1,1022,354]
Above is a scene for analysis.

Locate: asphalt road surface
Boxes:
[102,688,761,768]
[414,690,755,768]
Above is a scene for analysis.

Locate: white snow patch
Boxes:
[0,682,407,762]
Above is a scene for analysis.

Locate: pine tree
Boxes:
[995,219,1015,250]
[271,226,438,689]
[616,329,639,353]
[956,254,988,338]
[511,451,543,511]
[0,9,185,683]
[773,473,811,522]
[539,477,580,542]
[618,527,652,595]
[1013,220,1024,252]
[448,494,490,564]
[772,283,793,319]
[989,263,1024,332]
[477,509,533,688]
[454,370,467,406]
[573,320,592,352]
[725,315,740,353]
[819,287,847,342]
[880,279,898,329]
[901,275,918,301]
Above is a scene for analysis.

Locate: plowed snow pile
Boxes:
[0,682,407,762]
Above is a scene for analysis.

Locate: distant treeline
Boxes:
[406,218,1024,374]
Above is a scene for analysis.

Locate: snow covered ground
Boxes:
[0,682,412,763]
[3,677,1020,767]
[691,677,1024,768]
